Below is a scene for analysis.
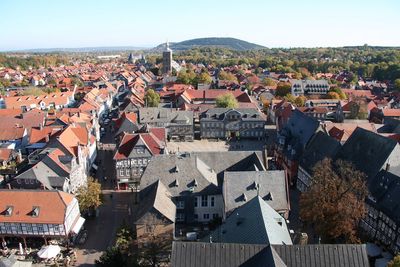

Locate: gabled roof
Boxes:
[205,196,292,245]
[272,244,369,267]
[223,171,289,215]
[172,242,286,267]
[299,132,341,174]
[0,190,75,224]
[335,127,398,179]
[114,128,166,160]
[0,127,25,141]
[134,180,176,224]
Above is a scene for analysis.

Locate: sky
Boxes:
[0,0,399,51]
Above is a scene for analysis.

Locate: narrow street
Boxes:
[75,125,134,266]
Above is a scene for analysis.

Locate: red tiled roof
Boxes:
[0,190,75,224]
[0,148,12,162]
[382,109,400,117]
[114,128,166,160]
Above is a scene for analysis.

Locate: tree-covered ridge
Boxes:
[153,37,265,51]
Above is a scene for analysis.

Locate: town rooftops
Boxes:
[0,190,75,224]
[138,108,193,125]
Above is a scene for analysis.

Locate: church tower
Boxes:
[162,41,172,75]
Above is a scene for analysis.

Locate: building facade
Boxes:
[162,42,172,75]
[200,108,266,140]
[0,190,84,247]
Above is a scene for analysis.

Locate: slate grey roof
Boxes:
[114,118,140,137]
[201,108,266,121]
[140,153,219,197]
[299,131,341,174]
[191,151,266,180]
[138,108,193,125]
[282,109,320,148]
[204,196,292,245]
[134,180,176,224]
[335,127,398,179]
[171,242,287,267]
[368,170,400,224]
[223,171,289,215]
[272,244,370,267]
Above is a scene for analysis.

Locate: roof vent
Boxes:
[174,179,179,187]
[193,179,198,187]
[264,192,273,201]
[242,193,247,202]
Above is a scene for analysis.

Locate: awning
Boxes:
[92,164,98,170]
[71,217,85,234]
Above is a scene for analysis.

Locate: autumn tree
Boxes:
[299,159,368,243]
[326,91,340,99]
[275,82,292,97]
[216,93,238,108]
[294,95,307,107]
[283,93,296,103]
[76,177,102,215]
[262,77,277,87]
[196,71,212,84]
[394,79,400,91]
[144,89,160,107]
[218,70,238,83]
[329,87,347,99]
[388,254,400,267]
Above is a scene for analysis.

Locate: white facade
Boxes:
[192,195,223,223]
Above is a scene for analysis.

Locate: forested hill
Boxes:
[153,37,265,51]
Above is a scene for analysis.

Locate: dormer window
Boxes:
[4,206,13,216]
[32,206,40,217]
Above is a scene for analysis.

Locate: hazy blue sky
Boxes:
[0,0,399,50]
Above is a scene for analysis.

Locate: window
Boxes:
[194,197,198,207]
[38,225,44,232]
[177,201,185,209]
[203,214,210,220]
[210,196,215,207]
[54,225,60,232]
[119,169,124,177]
[176,213,185,222]
[26,224,32,232]
[201,196,208,207]
[125,169,130,176]
[145,225,154,233]
[213,213,219,219]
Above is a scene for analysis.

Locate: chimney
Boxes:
[203,90,206,103]
[386,163,390,172]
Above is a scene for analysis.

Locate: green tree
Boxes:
[76,177,102,215]
[216,93,238,108]
[95,247,129,267]
[275,82,292,97]
[176,69,196,85]
[144,89,160,107]
[394,78,400,91]
[329,87,347,100]
[388,254,400,267]
[299,159,368,243]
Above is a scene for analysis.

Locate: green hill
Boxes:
[153,37,265,51]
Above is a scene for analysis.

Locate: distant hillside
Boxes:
[153,37,265,51]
